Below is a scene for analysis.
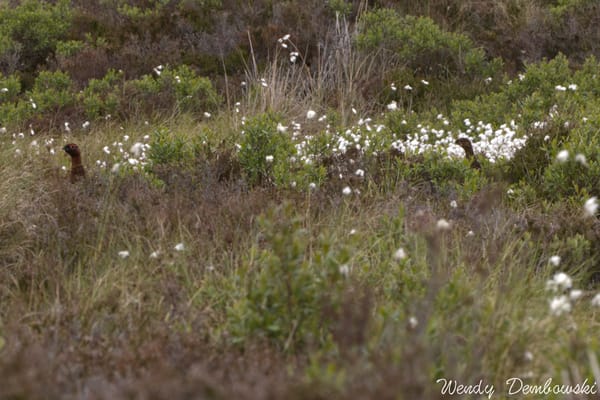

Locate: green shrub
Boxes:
[227,203,350,350]
[238,114,294,185]
[147,127,190,166]
[125,64,220,116]
[0,0,71,74]
[79,69,123,120]
[357,10,500,80]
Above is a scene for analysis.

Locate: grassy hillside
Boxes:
[2,0,600,398]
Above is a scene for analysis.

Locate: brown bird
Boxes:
[63,143,86,182]
[455,137,481,170]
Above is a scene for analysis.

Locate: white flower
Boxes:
[403,84,413,91]
[128,158,139,166]
[111,163,121,173]
[387,101,398,111]
[118,250,130,259]
[466,230,475,237]
[436,219,451,231]
[484,77,493,84]
[82,121,90,129]
[309,182,316,190]
[394,247,407,260]
[556,149,569,163]
[282,33,291,41]
[342,186,352,196]
[549,295,571,316]
[568,83,578,91]
[130,142,144,157]
[203,112,211,118]
[276,123,287,133]
[584,197,598,217]
[355,169,365,177]
[149,250,160,259]
[549,255,561,267]
[265,155,274,163]
[570,289,583,301]
[339,264,350,277]
[408,316,418,329]
[421,79,429,85]
[555,85,567,92]
[575,153,588,166]
[349,229,357,235]
[450,200,457,209]
[306,110,317,119]
[174,243,185,251]
[546,272,572,292]
[592,293,600,307]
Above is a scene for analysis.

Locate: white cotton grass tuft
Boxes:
[584,197,598,217]
[546,272,572,292]
[306,110,317,119]
[569,289,583,301]
[118,250,130,259]
[149,250,161,259]
[592,293,600,307]
[436,219,451,231]
[575,153,588,166]
[174,243,185,251]
[393,247,407,260]
[556,149,569,163]
[549,295,571,316]
[549,255,561,267]
[342,186,352,196]
[339,264,350,277]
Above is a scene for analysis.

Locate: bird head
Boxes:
[63,143,81,157]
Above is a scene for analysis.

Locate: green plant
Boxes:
[79,69,123,120]
[228,203,350,351]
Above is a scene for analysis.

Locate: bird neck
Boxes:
[70,154,82,168]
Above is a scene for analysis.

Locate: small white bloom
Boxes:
[484,77,493,84]
[584,197,598,217]
[386,101,398,111]
[592,293,600,307]
[339,264,350,277]
[408,316,418,329]
[421,79,429,85]
[436,219,451,231]
[450,200,457,209]
[130,142,144,157]
[118,250,130,259]
[203,112,211,118]
[111,163,121,173]
[570,289,583,301]
[403,84,412,91]
[128,158,139,166]
[282,34,291,41]
[549,255,561,267]
[575,153,588,166]
[309,182,316,190]
[82,121,90,129]
[466,230,475,237]
[555,85,567,92]
[174,243,185,251]
[342,186,352,196]
[556,149,569,163]
[546,272,572,292]
[276,123,287,133]
[265,155,274,163]
[549,295,571,316]
[306,110,317,119]
[349,229,357,235]
[149,250,160,259]
[393,247,407,260]
[568,83,578,91]
[355,169,365,177]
